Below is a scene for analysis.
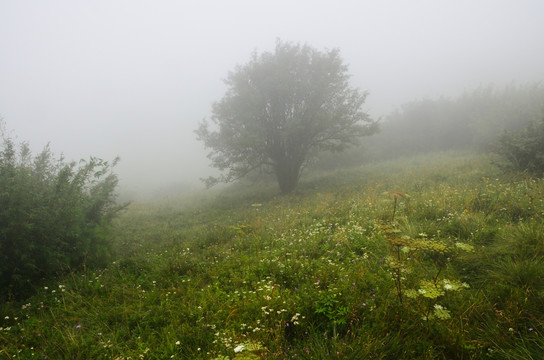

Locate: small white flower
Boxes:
[175,341,180,345]
[234,344,244,353]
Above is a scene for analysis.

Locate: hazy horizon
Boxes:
[1,0,543,197]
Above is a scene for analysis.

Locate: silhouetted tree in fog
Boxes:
[196,40,377,194]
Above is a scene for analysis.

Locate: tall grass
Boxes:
[0,152,542,359]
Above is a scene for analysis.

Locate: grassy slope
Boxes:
[1,152,543,359]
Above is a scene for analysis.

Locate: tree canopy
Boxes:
[196,40,377,193]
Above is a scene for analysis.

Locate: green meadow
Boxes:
[1,152,543,359]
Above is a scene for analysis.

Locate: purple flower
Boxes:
[363,302,367,306]
[76,325,81,329]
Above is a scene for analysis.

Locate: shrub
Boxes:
[492,117,544,176]
[0,130,124,299]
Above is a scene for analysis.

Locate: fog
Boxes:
[1,0,543,198]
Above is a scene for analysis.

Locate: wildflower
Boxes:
[76,325,81,329]
[175,341,180,345]
[432,304,451,320]
[234,344,244,353]
[362,302,367,306]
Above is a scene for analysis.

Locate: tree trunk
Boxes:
[275,159,301,194]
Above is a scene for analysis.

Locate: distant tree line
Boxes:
[0,125,124,299]
[371,83,544,158]
[311,83,544,172]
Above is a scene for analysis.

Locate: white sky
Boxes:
[1,0,543,193]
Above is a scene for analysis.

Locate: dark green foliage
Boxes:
[492,117,544,176]
[0,131,123,299]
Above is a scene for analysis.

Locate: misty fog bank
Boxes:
[1,1,543,199]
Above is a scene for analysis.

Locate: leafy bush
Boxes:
[0,130,124,299]
[493,117,544,176]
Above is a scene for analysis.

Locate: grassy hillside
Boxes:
[1,152,543,359]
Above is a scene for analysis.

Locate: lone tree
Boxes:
[196,40,377,194]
